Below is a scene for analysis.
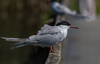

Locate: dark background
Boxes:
[0,0,100,64]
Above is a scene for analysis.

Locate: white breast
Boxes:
[58,25,69,41]
[61,29,67,39]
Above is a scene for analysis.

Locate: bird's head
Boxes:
[56,21,79,29]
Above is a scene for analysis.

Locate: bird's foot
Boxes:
[49,47,58,54]
[52,50,58,54]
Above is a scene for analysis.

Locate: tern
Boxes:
[51,1,76,16]
[1,21,79,53]
[51,1,89,19]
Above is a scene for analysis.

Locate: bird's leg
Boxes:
[49,47,58,54]
[49,47,52,52]
[52,46,58,54]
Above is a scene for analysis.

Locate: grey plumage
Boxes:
[51,2,76,15]
[1,23,70,49]
[1,37,27,42]
[51,2,89,18]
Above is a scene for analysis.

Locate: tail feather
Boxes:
[10,44,27,50]
[1,37,38,43]
[1,37,27,42]
[10,42,37,45]
[10,42,41,50]
[10,42,47,49]
[10,42,24,45]
[1,37,48,49]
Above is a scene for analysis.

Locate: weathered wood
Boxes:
[45,0,69,64]
[45,15,62,64]
[45,43,61,64]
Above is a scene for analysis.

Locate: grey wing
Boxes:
[37,34,62,45]
[25,33,62,47]
[59,4,76,15]
[24,25,60,42]
[37,24,52,35]
[29,26,61,41]
[39,24,52,30]
[37,26,61,35]
[37,26,62,45]
[53,3,64,13]
[29,26,62,45]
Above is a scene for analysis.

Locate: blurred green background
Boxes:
[0,0,100,64]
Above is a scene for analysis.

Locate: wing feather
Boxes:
[37,25,61,35]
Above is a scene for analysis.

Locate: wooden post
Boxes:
[45,0,69,64]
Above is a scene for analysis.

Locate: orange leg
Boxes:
[49,47,52,52]
[52,47,58,54]
[49,47,58,54]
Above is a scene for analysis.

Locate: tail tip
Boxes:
[1,37,6,39]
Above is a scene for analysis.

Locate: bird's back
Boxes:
[51,2,65,15]
[28,25,68,46]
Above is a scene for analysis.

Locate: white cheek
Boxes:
[61,29,68,38]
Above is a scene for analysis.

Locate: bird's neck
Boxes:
[58,25,68,41]
[58,25,69,30]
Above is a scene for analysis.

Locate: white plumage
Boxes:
[2,21,76,50]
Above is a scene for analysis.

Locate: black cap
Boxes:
[56,21,71,26]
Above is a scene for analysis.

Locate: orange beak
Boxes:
[70,26,79,29]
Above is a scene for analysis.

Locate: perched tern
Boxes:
[1,21,79,53]
[51,1,76,15]
[51,1,89,19]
